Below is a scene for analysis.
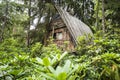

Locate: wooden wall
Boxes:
[49,18,75,51]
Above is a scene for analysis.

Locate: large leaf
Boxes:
[40,72,55,80]
[36,57,43,65]
[55,66,63,76]
[43,57,50,66]
[62,60,71,73]
[57,72,67,80]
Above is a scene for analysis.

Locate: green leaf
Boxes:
[67,64,79,77]
[68,75,78,80]
[55,66,63,75]
[43,57,50,66]
[62,60,71,73]
[36,57,43,65]
[40,72,55,80]
[48,66,55,73]
[59,51,68,61]
[9,69,23,76]
[57,72,67,80]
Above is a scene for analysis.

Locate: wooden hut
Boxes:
[48,6,93,51]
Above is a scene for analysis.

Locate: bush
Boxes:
[0,34,120,80]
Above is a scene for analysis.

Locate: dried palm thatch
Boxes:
[55,6,93,45]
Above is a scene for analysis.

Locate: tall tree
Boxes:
[26,0,31,47]
[102,0,105,34]
[95,0,100,30]
[0,0,8,41]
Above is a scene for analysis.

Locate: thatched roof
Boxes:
[55,6,93,45]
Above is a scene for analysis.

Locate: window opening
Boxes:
[53,32,63,40]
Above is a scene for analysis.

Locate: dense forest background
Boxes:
[0,0,120,80]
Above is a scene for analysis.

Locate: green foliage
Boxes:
[0,0,120,80]
[76,34,120,56]
[0,38,30,80]
[0,35,120,80]
[31,42,42,57]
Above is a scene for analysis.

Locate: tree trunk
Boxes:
[0,0,8,42]
[27,0,31,47]
[96,0,100,30]
[44,8,51,45]
[102,0,105,35]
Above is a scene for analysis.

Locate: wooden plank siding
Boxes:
[49,19,75,51]
[55,6,93,45]
[47,6,93,51]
